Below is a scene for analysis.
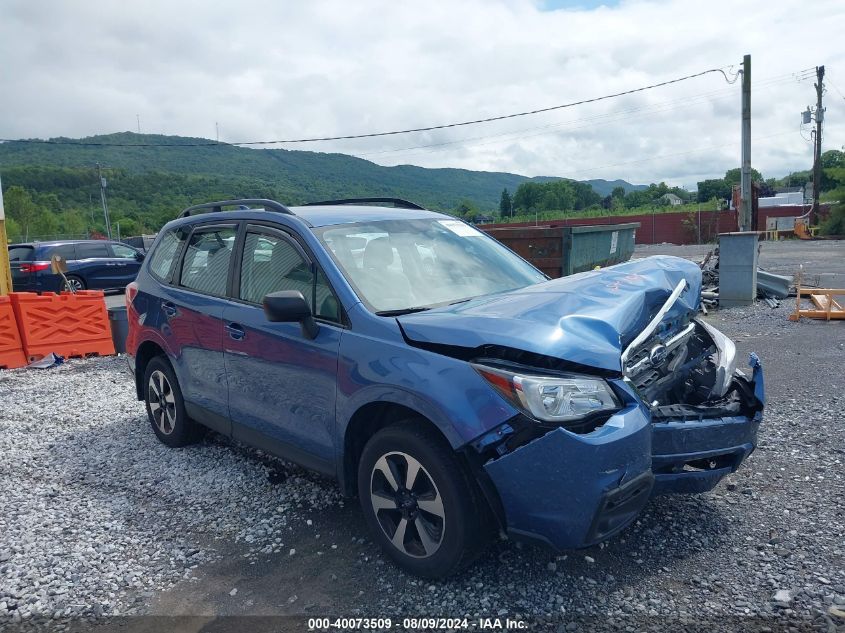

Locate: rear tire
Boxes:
[357,420,490,578]
[143,356,200,448]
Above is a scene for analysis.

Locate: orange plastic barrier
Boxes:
[0,296,27,369]
[10,291,116,361]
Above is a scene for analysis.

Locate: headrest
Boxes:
[363,237,394,269]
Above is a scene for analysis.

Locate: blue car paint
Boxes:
[336,302,519,453]
[485,357,764,547]
[157,284,230,424]
[484,380,654,550]
[128,205,764,552]
[396,255,703,373]
[222,301,342,470]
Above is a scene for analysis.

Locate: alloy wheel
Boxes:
[148,370,177,435]
[64,277,83,291]
[370,451,445,558]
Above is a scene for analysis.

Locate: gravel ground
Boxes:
[634,239,845,288]
[0,359,341,624]
[1,242,844,632]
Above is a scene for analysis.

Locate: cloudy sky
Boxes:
[1,0,844,187]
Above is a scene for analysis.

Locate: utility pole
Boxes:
[739,54,752,232]
[811,65,825,226]
[0,175,12,295]
[97,163,112,239]
[136,114,141,134]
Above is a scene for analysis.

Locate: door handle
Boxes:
[161,301,177,317]
[225,323,246,341]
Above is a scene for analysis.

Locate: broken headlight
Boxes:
[472,364,620,425]
[696,319,737,398]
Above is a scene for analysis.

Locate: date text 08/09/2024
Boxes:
[308,617,529,630]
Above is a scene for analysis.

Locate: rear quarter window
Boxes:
[8,246,34,262]
[45,244,78,260]
[148,228,189,282]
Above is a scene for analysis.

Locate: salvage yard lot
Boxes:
[1,240,844,632]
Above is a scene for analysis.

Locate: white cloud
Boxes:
[1,0,843,186]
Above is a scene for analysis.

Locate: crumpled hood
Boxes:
[398,255,702,372]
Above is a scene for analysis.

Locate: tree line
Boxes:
[3,149,843,240]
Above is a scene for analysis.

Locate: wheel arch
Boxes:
[340,401,454,497]
[134,339,168,400]
[64,273,85,289]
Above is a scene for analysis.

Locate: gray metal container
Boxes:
[718,232,761,307]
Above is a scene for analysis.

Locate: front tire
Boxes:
[357,421,489,578]
[143,356,199,448]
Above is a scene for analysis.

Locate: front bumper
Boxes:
[484,389,654,550]
[651,355,764,495]
[650,413,761,495]
[482,356,764,550]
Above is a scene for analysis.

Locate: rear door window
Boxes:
[8,246,34,262]
[46,244,78,261]
[76,242,110,259]
[179,226,237,296]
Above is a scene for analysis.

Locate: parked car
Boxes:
[9,239,145,293]
[125,198,765,578]
[123,234,158,255]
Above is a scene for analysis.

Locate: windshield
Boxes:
[316,218,546,314]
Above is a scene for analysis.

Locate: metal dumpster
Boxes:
[481,222,640,278]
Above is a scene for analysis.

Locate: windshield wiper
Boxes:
[375,307,432,317]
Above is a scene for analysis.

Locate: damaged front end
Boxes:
[469,339,763,550]
[619,281,765,495]
[399,256,764,550]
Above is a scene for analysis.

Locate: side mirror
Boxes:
[135,251,145,261]
[262,290,318,339]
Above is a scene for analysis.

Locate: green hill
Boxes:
[0,132,644,238]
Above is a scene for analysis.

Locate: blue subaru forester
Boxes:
[126,198,764,578]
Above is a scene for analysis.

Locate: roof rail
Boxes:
[302,197,426,210]
[178,198,294,219]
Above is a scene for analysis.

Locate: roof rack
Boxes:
[302,197,426,210]
[178,198,295,219]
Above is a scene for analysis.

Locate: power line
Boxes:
[355,71,815,159]
[825,71,845,103]
[0,66,741,148]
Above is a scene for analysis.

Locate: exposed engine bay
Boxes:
[623,316,761,421]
